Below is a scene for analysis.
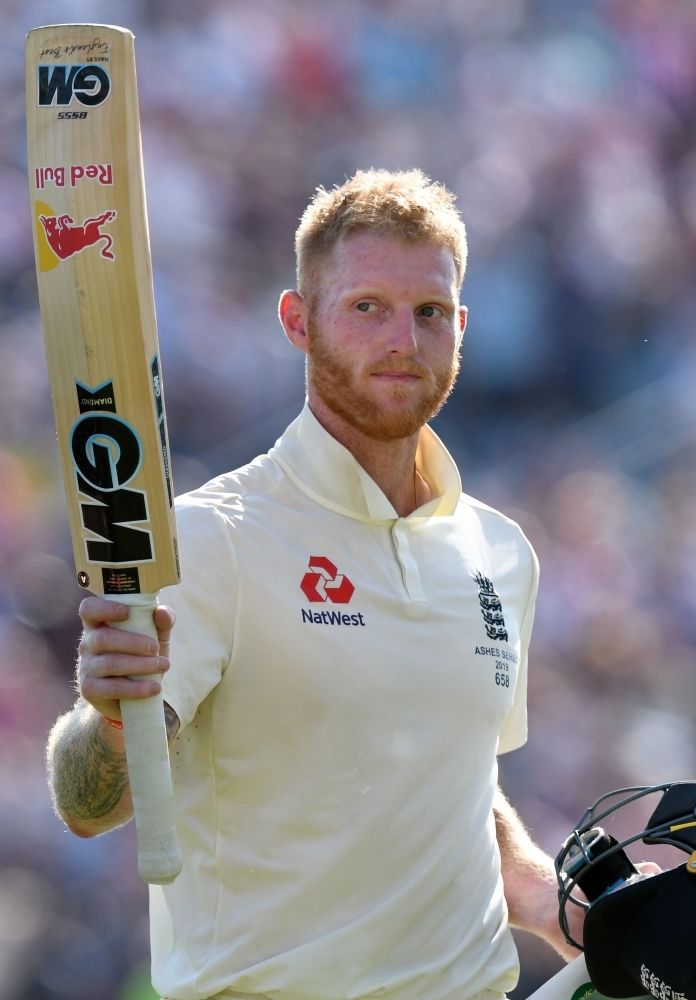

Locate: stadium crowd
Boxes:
[0,0,695,997]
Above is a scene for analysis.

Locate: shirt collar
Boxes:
[269,401,462,524]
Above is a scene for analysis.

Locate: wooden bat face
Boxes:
[26,25,179,596]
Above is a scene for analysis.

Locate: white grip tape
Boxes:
[106,593,182,885]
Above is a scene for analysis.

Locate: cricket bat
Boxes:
[526,957,595,1000]
[525,955,646,1000]
[25,24,182,885]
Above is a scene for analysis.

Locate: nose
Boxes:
[384,303,418,355]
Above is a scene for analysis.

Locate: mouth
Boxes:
[370,371,422,382]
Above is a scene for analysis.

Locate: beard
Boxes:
[306,316,460,441]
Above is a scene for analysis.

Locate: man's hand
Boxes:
[46,599,179,838]
[77,597,175,722]
[494,789,662,961]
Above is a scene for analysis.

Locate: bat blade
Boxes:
[25,23,179,599]
[26,23,182,884]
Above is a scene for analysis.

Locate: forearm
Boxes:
[47,697,181,838]
[494,787,580,960]
[47,698,133,837]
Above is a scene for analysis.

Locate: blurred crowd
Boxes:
[1,0,696,996]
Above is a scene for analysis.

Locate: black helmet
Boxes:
[555,782,696,999]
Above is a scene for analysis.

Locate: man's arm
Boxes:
[46,598,179,838]
[494,787,582,962]
[493,788,662,962]
[48,699,132,837]
[494,788,661,961]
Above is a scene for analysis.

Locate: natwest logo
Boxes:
[300,556,354,604]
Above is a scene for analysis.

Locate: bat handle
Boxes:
[106,592,182,885]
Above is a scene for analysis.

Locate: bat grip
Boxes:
[106,592,182,885]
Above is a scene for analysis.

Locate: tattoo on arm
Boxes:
[50,710,128,823]
[48,699,180,831]
[164,701,180,744]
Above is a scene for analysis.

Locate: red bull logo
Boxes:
[35,163,113,189]
[35,201,116,270]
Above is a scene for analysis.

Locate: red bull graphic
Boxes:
[35,163,113,189]
[38,209,116,262]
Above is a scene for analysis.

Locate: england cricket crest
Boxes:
[473,571,509,642]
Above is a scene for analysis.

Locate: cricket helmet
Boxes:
[555,782,696,999]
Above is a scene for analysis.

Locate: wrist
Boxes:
[503,864,557,933]
[86,698,123,727]
[90,708,126,747]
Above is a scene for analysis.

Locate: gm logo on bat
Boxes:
[70,387,155,566]
[37,64,111,107]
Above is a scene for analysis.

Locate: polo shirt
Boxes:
[152,402,539,1000]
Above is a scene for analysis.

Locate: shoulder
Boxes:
[175,453,285,517]
[457,491,539,574]
[173,452,286,549]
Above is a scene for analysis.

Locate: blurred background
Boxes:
[1,0,696,996]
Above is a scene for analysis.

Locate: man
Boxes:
[47,169,580,1000]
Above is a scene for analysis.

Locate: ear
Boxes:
[456,304,468,348]
[279,290,310,355]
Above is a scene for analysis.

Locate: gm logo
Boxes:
[69,404,154,565]
[70,413,143,491]
[38,65,111,107]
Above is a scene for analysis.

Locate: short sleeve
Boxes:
[159,498,237,730]
[497,538,539,755]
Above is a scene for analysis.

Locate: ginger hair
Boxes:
[295,168,468,301]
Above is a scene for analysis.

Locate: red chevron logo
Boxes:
[300,556,355,604]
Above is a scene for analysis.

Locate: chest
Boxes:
[215,504,530,756]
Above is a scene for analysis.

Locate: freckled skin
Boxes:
[308,234,463,424]
[279,233,468,519]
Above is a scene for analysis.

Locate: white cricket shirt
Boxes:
[152,403,539,1000]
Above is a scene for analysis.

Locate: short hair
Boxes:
[295,168,468,300]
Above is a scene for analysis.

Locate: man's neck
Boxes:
[308,392,431,517]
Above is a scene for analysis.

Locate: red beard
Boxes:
[307,317,459,440]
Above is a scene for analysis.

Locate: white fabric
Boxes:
[152,402,539,1000]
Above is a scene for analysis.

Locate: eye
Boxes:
[356,301,376,312]
[418,305,442,319]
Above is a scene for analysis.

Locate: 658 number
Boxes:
[495,672,510,687]
[57,111,88,119]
